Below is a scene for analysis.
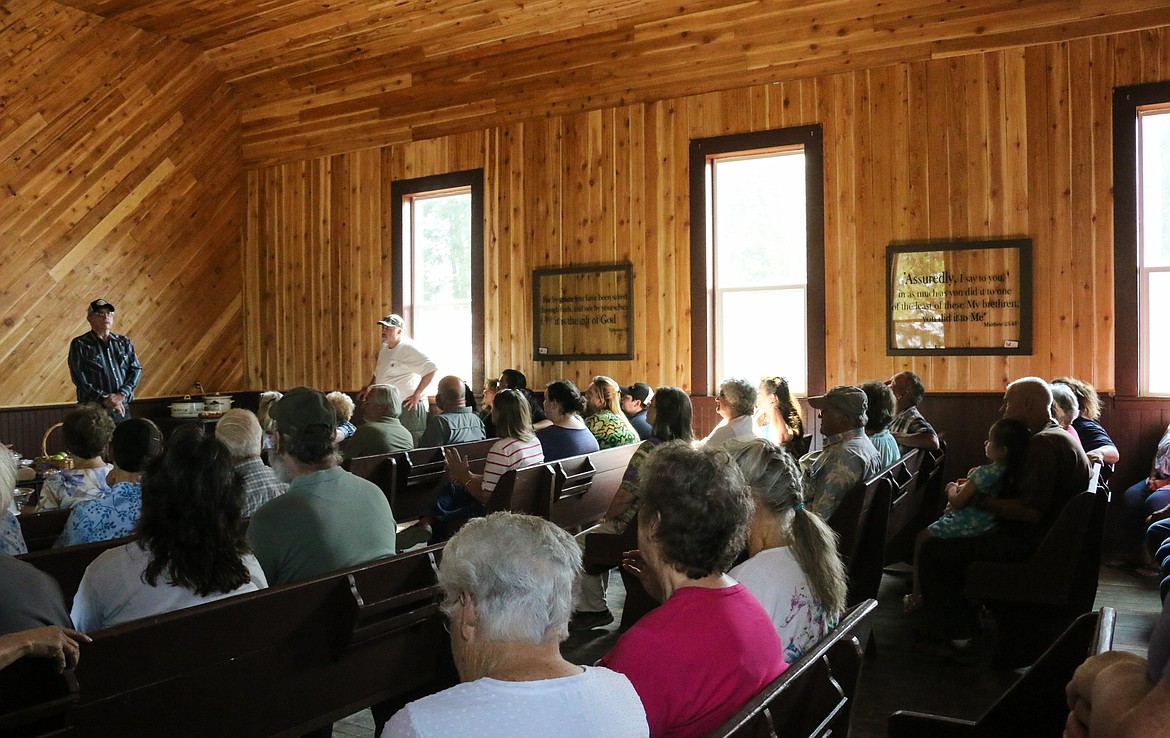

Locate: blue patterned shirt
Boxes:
[56,482,142,547]
[67,330,142,405]
[1,512,27,555]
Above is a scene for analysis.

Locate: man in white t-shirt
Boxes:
[380,512,647,738]
[361,313,438,444]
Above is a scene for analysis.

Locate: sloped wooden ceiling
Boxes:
[50,0,1170,166]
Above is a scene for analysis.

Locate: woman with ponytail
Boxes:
[726,437,846,661]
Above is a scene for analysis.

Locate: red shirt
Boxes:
[599,583,786,738]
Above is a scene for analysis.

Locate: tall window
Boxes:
[391,170,484,393]
[1115,83,1170,397]
[1138,109,1170,395]
[690,127,825,396]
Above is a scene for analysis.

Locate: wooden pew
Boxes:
[19,535,133,608]
[0,655,78,738]
[888,607,1116,738]
[963,462,1105,667]
[885,442,946,565]
[9,546,456,738]
[828,469,893,608]
[348,437,496,521]
[18,508,72,551]
[484,463,556,517]
[547,443,641,534]
[708,598,877,738]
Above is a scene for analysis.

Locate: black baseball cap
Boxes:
[88,299,115,313]
[621,383,653,404]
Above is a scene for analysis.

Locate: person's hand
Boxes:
[1148,504,1170,525]
[357,386,370,402]
[1065,651,1148,738]
[443,447,471,485]
[1087,450,1105,465]
[403,392,422,412]
[19,627,91,672]
[621,549,664,601]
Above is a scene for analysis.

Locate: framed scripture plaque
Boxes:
[533,264,633,361]
[887,238,1032,355]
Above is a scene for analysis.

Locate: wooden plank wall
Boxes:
[0,0,243,408]
[242,25,1170,396]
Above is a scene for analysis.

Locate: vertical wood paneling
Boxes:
[241,25,1170,396]
[0,0,242,407]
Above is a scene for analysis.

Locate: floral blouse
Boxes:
[585,410,637,450]
[56,482,142,547]
[35,465,112,512]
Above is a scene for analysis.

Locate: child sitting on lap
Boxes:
[904,417,1031,612]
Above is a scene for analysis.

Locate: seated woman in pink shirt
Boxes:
[599,441,786,738]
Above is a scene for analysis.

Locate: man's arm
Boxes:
[404,370,436,412]
[891,429,940,452]
[1087,444,1120,465]
[118,337,142,396]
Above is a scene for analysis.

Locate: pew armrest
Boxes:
[346,574,442,648]
[887,712,976,738]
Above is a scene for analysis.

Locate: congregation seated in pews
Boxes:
[0,369,1153,738]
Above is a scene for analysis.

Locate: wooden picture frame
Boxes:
[533,264,633,361]
[887,238,1033,355]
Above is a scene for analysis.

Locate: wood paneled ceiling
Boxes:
[50,0,1170,165]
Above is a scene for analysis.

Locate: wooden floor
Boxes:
[333,562,1163,738]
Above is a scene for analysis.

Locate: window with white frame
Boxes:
[391,170,484,394]
[1139,107,1170,395]
[690,127,825,397]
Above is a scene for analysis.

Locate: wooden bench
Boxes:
[349,437,497,521]
[708,598,877,738]
[827,467,893,608]
[885,442,946,565]
[963,462,1105,667]
[19,535,134,608]
[1,545,456,738]
[18,508,72,551]
[888,606,1116,738]
[547,443,641,534]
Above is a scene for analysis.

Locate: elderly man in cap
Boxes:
[246,387,397,586]
[361,313,438,444]
[67,299,142,421]
[620,383,654,441]
[800,385,883,520]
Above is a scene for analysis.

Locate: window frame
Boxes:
[1114,82,1170,397]
[688,126,826,396]
[390,169,485,392]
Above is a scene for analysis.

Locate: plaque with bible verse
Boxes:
[887,238,1032,355]
[533,264,633,361]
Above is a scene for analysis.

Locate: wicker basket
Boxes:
[39,422,73,469]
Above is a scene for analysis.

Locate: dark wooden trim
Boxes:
[389,169,485,391]
[1113,81,1170,398]
[688,125,826,396]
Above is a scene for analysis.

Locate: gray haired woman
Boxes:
[725,437,847,662]
[701,377,758,449]
[382,512,648,738]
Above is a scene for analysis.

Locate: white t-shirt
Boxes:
[382,665,648,738]
[373,338,438,401]
[702,413,756,450]
[729,546,838,663]
[71,541,268,631]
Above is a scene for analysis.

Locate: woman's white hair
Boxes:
[1049,382,1080,424]
[439,512,581,644]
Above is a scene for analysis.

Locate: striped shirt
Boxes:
[482,437,544,493]
[67,331,142,405]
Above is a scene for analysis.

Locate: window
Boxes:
[391,170,484,393]
[1114,83,1170,396]
[690,127,825,396]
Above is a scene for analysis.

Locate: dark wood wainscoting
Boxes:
[0,394,262,461]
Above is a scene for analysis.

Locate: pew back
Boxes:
[18,509,71,551]
[61,546,454,738]
[709,598,877,738]
[547,443,641,533]
[19,535,133,608]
